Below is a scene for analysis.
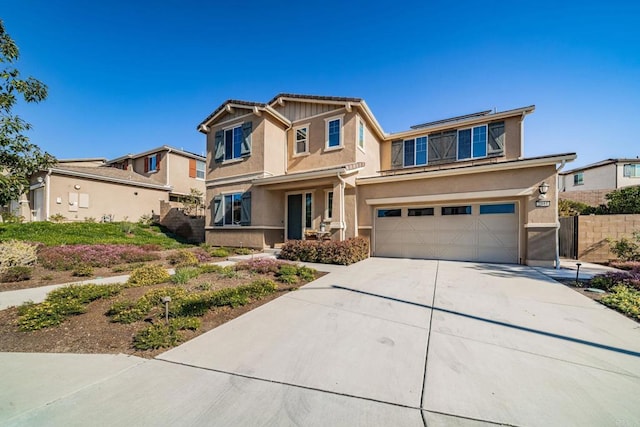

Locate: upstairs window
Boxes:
[294,125,309,155]
[145,154,160,172]
[196,160,205,179]
[457,125,487,160]
[403,136,427,167]
[214,122,252,163]
[358,119,365,150]
[326,116,343,149]
[623,164,640,177]
[574,172,584,186]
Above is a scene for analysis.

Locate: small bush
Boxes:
[197,282,212,291]
[107,300,150,324]
[236,258,285,274]
[209,247,229,258]
[609,261,640,271]
[610,232,640,262]
[279,237,370,265]
[601,285,640,320]
[197,264,223,274]
[217,266,237,278]
[167,250,199,267]
[112,262,145,273]
[233,247,252,255]
[127,264,170,286]
[120,222,136,234]
[138,214,154,226]
[38,244,160,270]
[170,317,201,331]
[72,264,94,277]
[1,266,33,282]
[0,240,38,273]
[133,324,181,350]
[49,214,66,223]
[591,271,640,291]
[171,266,201,284]
[191,248,212,263]
[18,284,122,330]
[84,217,96,223]
[277,274,299,285]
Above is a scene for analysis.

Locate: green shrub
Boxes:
[196,282,212,291]
[209,247,229,258]
[127,264,170,286]
[218,266,237,278]
[107,300,151,324]
[279,237,370,265]
[18,284,122,330]
[120,222,136,234]
[296,266,316,282]
[601,285,640,320]
[167,249,199,267]
[169,316,201,331]
[138,214,154,226]
[0,240,37,274]
[133,324,181,350]
[197,264,223,274]
[49,214,66,223]
[277,274,299,285]
[171,266,201,284]
[610,232,640,262]
[84,217,96,223]
[112,262,145,273]
[233,247,252,255]
[72,264,94,277]
[1,265,32,282]
[0,211,24,223]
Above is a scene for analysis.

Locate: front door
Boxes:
[287,194,303,240]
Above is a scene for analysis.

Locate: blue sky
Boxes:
[3,1,639,169]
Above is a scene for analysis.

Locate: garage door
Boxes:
[374,203,519,263]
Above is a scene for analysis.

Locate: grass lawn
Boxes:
[0,222,187,248]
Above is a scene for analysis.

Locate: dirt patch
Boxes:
[0,269,320,358]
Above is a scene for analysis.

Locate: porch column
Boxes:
[331,180,345,240]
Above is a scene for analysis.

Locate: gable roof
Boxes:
[267,93,363,105]
[560,158,640,175]
[50,165,171,190]
[197,100,290,132]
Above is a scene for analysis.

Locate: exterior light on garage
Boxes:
[538,182,550,199]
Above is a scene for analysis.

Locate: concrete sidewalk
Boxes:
[2,258,640,426]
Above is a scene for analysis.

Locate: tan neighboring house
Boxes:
[22,146,205,222]
[198,93,576,267]
[559,158,640,205]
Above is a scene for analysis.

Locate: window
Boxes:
[224,126,243,161]
[358,119,365,150]
[457,126,487,160]
[574,172,584,186]
[196,160,205,179]
[377,209,401,217]
[294,126,309,155]
[213,192,251,226]
[214,122,252,163]
[326,116,342,149]
[623,164,640,178]
[147,155,158,172]
[403,136,427,167]
[325,191,333,219]
[408,207,434,216]
[480,203,515,214]
[442,206,472,215]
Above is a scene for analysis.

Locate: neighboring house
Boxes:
[198,93,575,267]
[558,158,640,205]
[23,146,205,222]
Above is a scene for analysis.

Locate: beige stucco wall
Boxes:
[562,163,616,192]
[617,162,640,188]
[576,215,640,263]
[165,152,206,196]
[355,114,383,176]
[45,174,168,222]
[263,119,287,176]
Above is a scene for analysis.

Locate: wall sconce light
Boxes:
[74,184,81,190]
[37,177,44,183]
[538,182,550,199]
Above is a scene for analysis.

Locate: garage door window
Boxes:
[377,209,401,218]
[441,206,471,215]
[480,203,515,214]
[408,207,434,216]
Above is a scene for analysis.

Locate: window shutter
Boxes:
[488,122,505,155]
[156,153,161,171]
[240,191,251,226]
[214,130,225,163]
[428,131,457,165]
[623,164,632,177]
[144,157,149,172]
[189,159,196,178]
[391,140,403,169]
[241,122,252,157]
[213,195,223,226]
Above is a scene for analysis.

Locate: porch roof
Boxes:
[252,162,365,186]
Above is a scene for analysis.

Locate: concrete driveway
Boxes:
[2,258,640,426]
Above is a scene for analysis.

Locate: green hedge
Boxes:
[279,236,369,265]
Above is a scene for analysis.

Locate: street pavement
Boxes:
[1,258,639,426]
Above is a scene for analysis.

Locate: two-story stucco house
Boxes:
[24,146,205,222]
[199,94,575,267]
[558,158,640,206]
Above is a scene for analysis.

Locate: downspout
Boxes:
[165,148,172,189]
[336,172,347,240]
[45,169,52,221]
[555,159,567,269]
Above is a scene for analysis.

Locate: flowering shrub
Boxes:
[279,237,370,265]
[127,264,170,287]
[1,266,33,282]
[38,244,160,270]
[590,270,640,292]
[191,248,212,263]
[601,285,640,320]
[236,258,288,274]
[0,240,38,273]
[609,261,640,272]
[167,249,199,267]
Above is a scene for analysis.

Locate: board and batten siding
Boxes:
[273,101,342,122]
